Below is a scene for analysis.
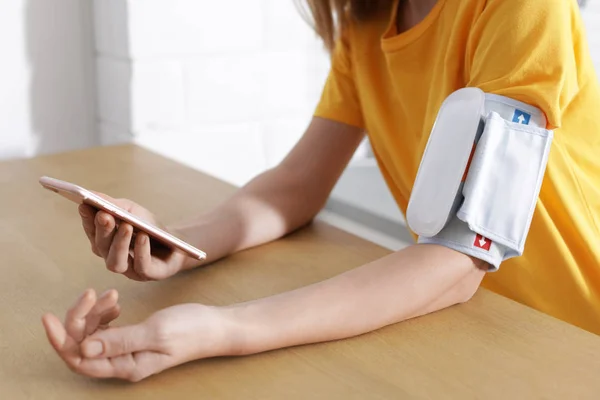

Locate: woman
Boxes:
[42,0,600,382]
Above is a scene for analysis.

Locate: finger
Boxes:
[95,211,117,258]
[133,233,154,280]
[81,323,152,359]
[105,223,134,274]
[42,313,82,367]
[98,304,121,328]
[42,313,69,351]
[85,290,119,336]
[123,264,147,282]
[65,289,97,343]
[86,305,121,335]
[79,205,100,256]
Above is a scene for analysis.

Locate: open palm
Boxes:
[42,289,227,382]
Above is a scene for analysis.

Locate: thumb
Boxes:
[81,323,152,358]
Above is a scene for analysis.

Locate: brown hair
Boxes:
[295,0,393,51]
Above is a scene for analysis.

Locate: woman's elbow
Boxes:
[456,260,487,303]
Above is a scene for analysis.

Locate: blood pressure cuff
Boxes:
[406,89,554,271]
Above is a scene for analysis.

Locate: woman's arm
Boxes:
[171,117,365,268]
[42,243,486,381]
[224,244,486,355]
[78,118,364,279]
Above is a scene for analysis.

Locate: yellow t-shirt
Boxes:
[315,0,600,334]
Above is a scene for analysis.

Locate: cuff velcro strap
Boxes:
[457,112,553,260]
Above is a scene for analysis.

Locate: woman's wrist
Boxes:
[185,305,249,359]
[167,224,209,272]
[167,214,237,271]
[213,304,262,357]
[171,250,204,272]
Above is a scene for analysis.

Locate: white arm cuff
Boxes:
[407,88,553,270]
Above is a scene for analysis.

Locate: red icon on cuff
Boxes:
[474,234,492,251]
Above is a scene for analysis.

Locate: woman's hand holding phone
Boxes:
[78,193,190,281]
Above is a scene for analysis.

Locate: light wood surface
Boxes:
[1,145,599,399]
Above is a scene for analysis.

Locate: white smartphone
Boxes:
[39,176,206,260]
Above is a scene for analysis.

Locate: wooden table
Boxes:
[1,145,599,399]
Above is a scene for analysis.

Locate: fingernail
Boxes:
[83,340,104,357]
[100,216,109,227]
[140,234,147,245]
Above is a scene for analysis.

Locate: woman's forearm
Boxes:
[169,165,328,268]
[223,244,486,355]
[168,118,365,269]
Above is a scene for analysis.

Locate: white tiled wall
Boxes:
[94,0,330,186]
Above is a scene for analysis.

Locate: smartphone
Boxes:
[39,176,206,260]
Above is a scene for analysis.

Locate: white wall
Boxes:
[0,0,98,160]
[583,1,600,72]
[94,0,331,186]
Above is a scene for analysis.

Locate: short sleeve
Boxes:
[466,0,582,130]
[314,30,366,129]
